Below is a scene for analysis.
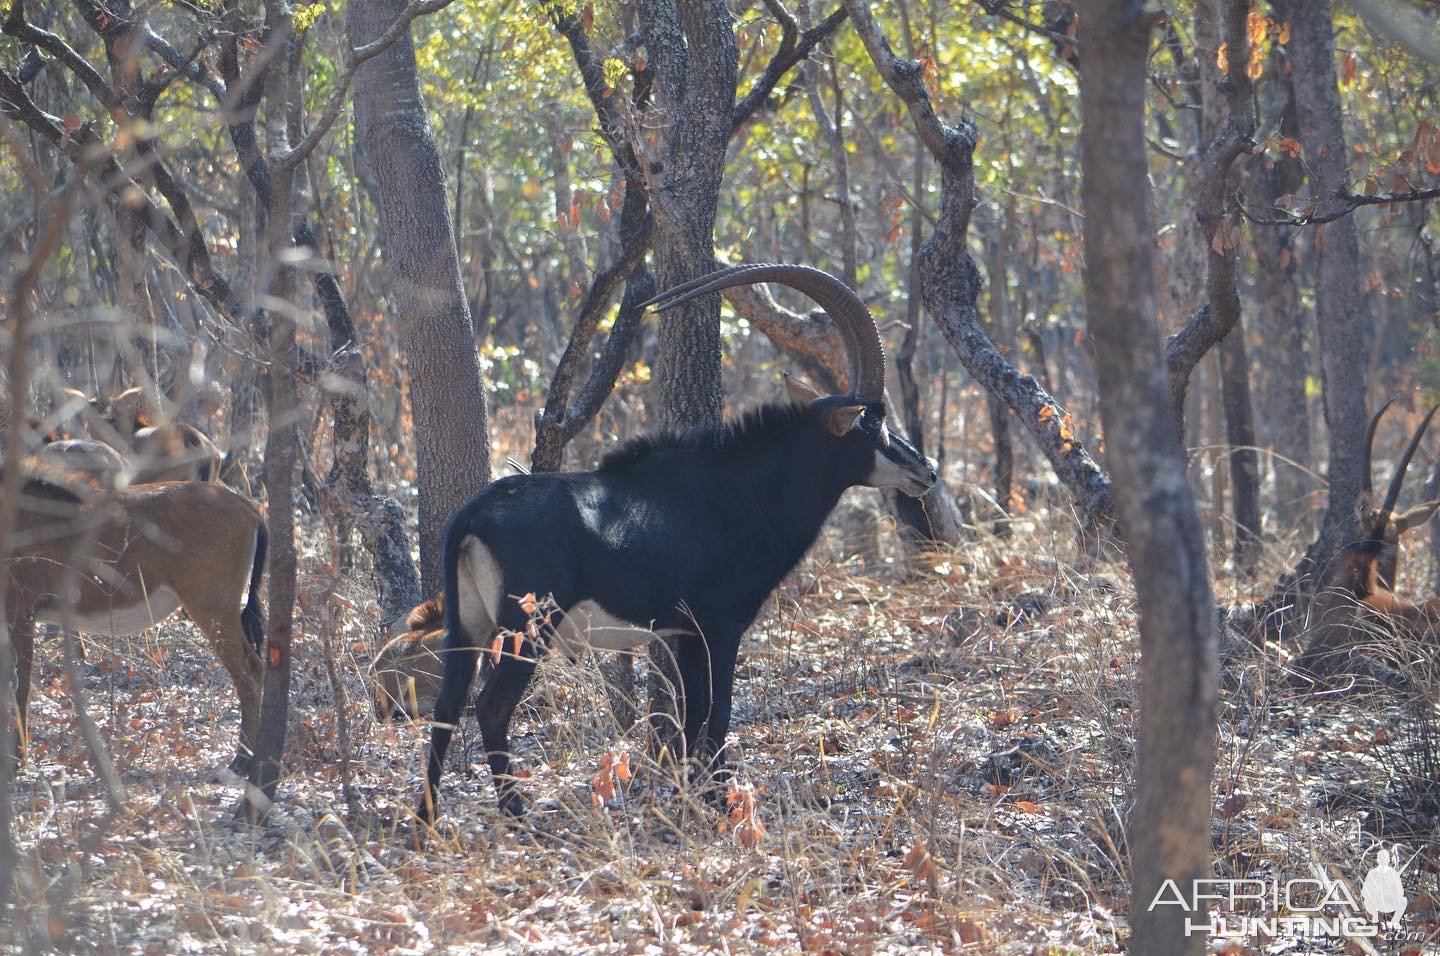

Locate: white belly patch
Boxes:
[38,586,183,635]
[456,537,687,654]
[554,600,687,654]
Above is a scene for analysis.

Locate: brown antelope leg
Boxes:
[190,607,264,773]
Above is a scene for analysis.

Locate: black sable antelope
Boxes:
[421,264,939,820]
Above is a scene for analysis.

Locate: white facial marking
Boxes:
[866,427,913,489]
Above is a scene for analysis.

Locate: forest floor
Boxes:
[3,495,1439,954]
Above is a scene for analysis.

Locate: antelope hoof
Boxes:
[497,790,527,818]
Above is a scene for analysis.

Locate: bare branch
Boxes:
[1236,185,1440,226]
[731,4,847,131]
[1164,0,1257,423]
[276,0,456,168]
[4,0,123,111]
[974,0,1080,60]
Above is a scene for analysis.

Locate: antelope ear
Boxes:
[784,373,823,407]
[1393,499,1440,533]
[821,403,865,437]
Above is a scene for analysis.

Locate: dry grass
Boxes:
[4,500,1439,954]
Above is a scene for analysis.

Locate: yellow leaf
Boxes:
[1216,41,1230,75]
[1037,405,1056,425]
[1277,21,1290,44]
[1247,11,1267,49]
[1247,54,1263,80]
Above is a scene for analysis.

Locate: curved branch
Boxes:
[844,0,1113,526]
[732,4,848,131]
[1164,0,1256,424]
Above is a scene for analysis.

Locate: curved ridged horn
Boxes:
[1371,404,1440,542]
[641,263,886,404]
[1361,398,1395,498]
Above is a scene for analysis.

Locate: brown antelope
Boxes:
[85,387,224,485]
[372,593,480,720]
[1295,404,1440,683]
[1360,400,1440,589]
[29,438,129,491]
[3,469,268,772]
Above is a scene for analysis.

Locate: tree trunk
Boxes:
[641,0,737,432]
[297,222,425,628]
[1078,5,1218,954]
[636,0,738,753]
[986,204,1017,530]
[242,20,300,813]
[1246,75,1312,535]
[1192,0,1261,569]
[1218,330,1260,567]
[350,0,492,591]
[1271,0,1370,621]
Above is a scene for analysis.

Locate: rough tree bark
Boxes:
[298,223,424,627]
[845,0,1114,529]
[985,201,1017,529]
[237,8,301,813]
[1246,75,1312,533]
[1078,5,1218,954]
[639,0,737,432]
[1269,0,1370,624]
[351,0,492,591]
[1194,0,1260,568]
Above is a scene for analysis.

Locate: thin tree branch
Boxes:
[276,0,455,168]
[1235,185,1440,226]
[974,0,1081,54]
[732,3,847,131]
[4,0,123,111]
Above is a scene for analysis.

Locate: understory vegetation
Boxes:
[7,401,1438,954]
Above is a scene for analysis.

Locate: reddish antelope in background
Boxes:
[1295,403,1440,685]
[372,593,476,721]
